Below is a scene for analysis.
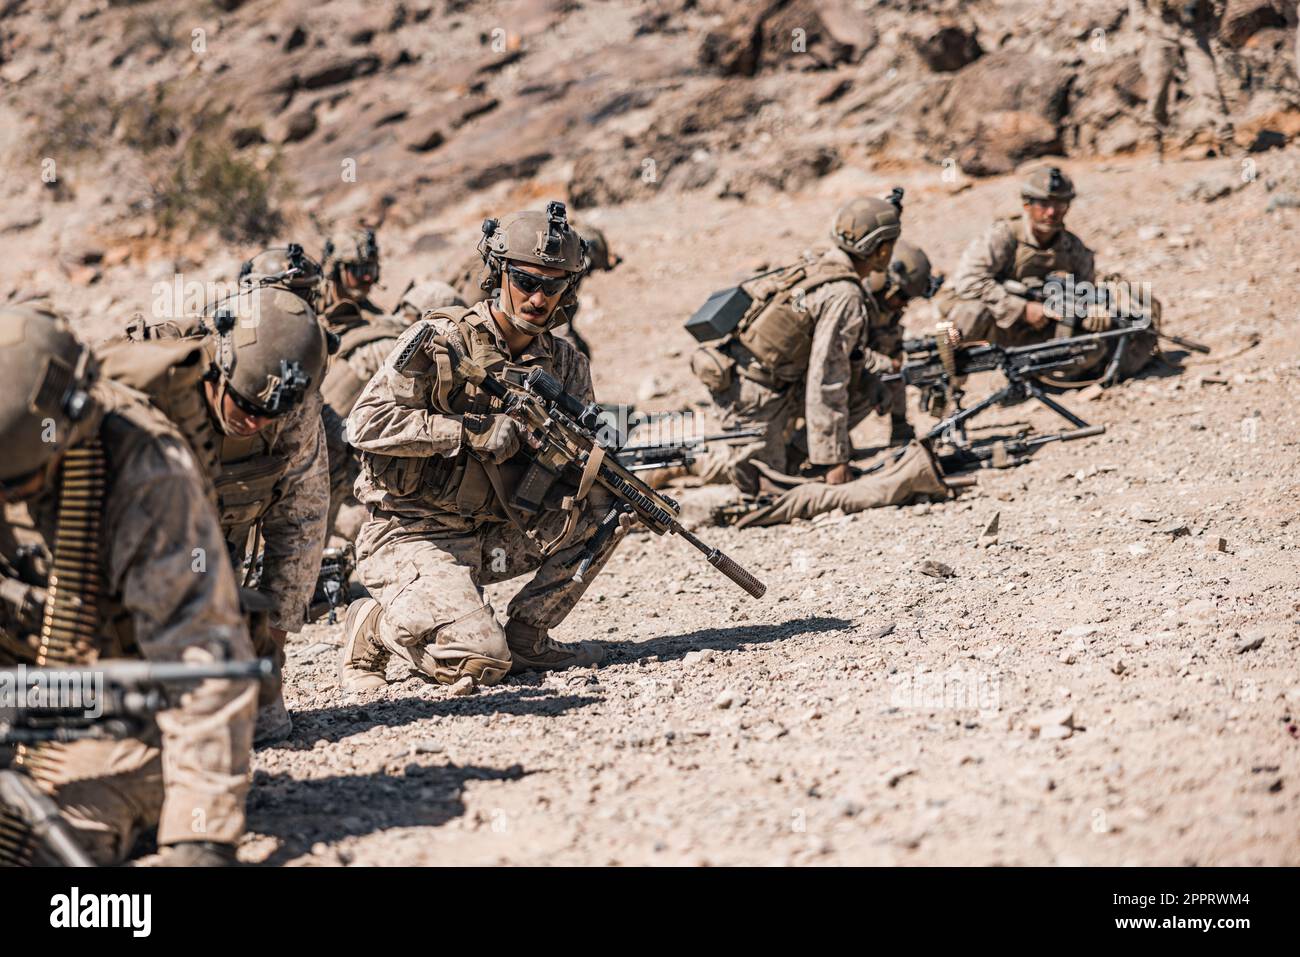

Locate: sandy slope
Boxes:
[246,148,1300,866]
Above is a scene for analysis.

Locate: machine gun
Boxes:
[887,319,1151,450]
[0,658,273,866]
[1004,274,1209,357]
[416,332,766,598]
[616,427,763,472]
[936,425,1105,471]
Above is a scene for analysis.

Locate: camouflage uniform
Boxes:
[865,240,943,442]
[1,306,254,865]
[700,246,880,495]
[947,215,1096,348]
[97,308,329,723]
[346,301,616,686]
[393,280,467,323]
[317,229,408,541]
[319,298,409,541]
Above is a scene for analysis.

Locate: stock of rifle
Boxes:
[437,343,766,599]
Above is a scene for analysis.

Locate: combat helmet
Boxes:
[239,243,324,304]
[394,280,467,321]
[321,227,380,285]
[0,302,99,485]
[573,222,618,273]
[1020,166,1075,203]
[831,188,904,260]
[208,286,330,423]
[885,241,942,302]
[477,201,586,335]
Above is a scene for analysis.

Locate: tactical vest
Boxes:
[97,322,289,577]
[320,317,407,417]
[1005,216,1078,284]
[364,306,554,523]
[734,252,861,384]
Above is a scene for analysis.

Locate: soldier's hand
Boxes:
[1081,312,1112,333]
[464,414,525,464]
[1024,301,1050,330]
[158,842,238,867]
[825,463,853,486]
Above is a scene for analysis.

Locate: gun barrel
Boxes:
[672,523,766,598]
[9,659,275,687]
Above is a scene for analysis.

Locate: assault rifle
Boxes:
[887,319,1151,448]
[936,425,1105,471]
[616,427,763,472]
[412,331,766,598]
[0,658,273,866]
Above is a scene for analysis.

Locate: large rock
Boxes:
[698,0,875,76]
[926,52,1071,175]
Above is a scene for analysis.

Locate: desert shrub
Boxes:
[154,135,286,243]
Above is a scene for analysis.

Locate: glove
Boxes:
[1081,311,1112,333]
[158,842,238,867]
[464,413,524,464]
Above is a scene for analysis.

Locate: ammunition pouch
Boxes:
[690,345,736,394]
[735,254,859,384]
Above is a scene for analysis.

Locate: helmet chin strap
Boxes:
[208,376,239,436]
[497,268,551,336]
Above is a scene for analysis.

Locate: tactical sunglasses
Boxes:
[506,265,569,298]
[344,263,377,283]
[225,385,290,422]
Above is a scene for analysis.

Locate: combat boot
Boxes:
[339,597,390,693]
[254,696,292,747]
[504,620,604,674]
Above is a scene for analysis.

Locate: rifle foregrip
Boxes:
[708,549,766,599]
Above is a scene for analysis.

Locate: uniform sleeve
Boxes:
[804,281,868,466]
[259,390,329,632]
[952,223,1027,330]
[104,434,255,847]
[345,322,465,458]
[859,299,899,374]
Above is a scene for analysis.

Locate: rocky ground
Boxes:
[3,1,1297,866]
[249,148,1300,866]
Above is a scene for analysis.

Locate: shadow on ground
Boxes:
[604,615,855,666]
[245,761,529,867]
[268,688,601,751]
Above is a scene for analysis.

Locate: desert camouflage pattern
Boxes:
[250,388,330,633]
[347,301,614,682]
[0,381,255,863]
[1130,0,1233,143]
[947,215,1096,347]
[703,247,877,493]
